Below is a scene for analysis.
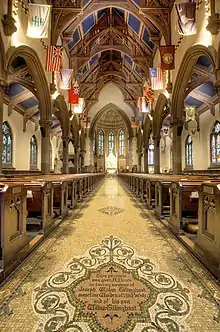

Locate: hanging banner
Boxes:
[135,108,144,122]
[27,3,51,38]
[84,116,91,129]
[149,68,164,90]
[131,116,139,128]
[137,97,149,113]
[176,2,197,35]
[73,98,84,114]
[68,83,79,104]
[159,46,175,70]
[45,46,63,72]
[59,69,73,90]
[143,81,155,103]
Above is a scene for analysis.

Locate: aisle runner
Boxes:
[33,236,192,332]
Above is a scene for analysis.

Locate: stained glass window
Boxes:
[211,122,220,164]
[98,130,104,155]
[119,130,124,155]
[108,132,114,154]
[30,135,37,168]
[2,121,12,164]
[185,135,193,166]
[93,132,96,155]
[148,141,154,165]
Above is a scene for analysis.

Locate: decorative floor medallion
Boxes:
[98,206,124,216]
[33,236,192,332]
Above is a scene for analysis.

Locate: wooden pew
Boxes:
[169,181,202,235]
[195,182,220,278]
[0,182,29,275]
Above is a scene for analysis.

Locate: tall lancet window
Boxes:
[119,130,124,155]
[2,121,12,164]
[148,140,154,165]
[30,135,38,169]
[108,132,114,154]
[185,135,193,167]
[93,132,96,155]
[211,121,220,164]
[98,130,104,155]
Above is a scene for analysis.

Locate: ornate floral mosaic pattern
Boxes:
[33,236,192,332]
[98,206,124,216]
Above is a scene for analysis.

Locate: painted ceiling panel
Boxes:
[132,0,140,7]
[33,111,40,118]
[89,54,99,66]
[68,29,80,50]
[7,83,24,98]
[82,14,95,35]
[196,82,216,97]
[196,55,212,68]
[142,28,154,50]
[185,96,203,108]
[83,0,92,8]
[128,13,140,35]
[124,54,133,66]
[19,97,38,109]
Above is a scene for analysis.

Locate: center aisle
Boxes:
[0,177,219,332]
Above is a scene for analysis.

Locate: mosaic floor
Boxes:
[0,177,220,332]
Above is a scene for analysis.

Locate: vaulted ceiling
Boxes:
[51,0,175,111]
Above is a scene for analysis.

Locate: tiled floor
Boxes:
[0,177,220,331]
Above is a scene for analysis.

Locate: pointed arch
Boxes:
[6,45,51,120]
[172,44,216,120]
[153,93,169,138]
[89,103,133,138]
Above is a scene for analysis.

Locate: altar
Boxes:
[105,152,118,174]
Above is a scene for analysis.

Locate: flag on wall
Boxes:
[137,97,149,113]
[143,81,154,103]
[159,46,175,70]
[131,116,139,128]
[59,69,73,90]
[27,3,51,38]
[149,68,164,90]
[84,116,91,129]
[176,2,197,35]
[73,98,84,114]
[135,108,144,121]
[68,82,79,104]
[45,46,63,72]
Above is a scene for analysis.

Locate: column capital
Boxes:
[206,13,220,35]
[2,14,17,36]
[170,118,183,127]
[39,119,53,128]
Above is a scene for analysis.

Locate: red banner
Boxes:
[68,86,79,104]
[159,45,175,70]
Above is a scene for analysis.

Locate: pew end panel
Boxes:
[0,183,29,271]
[195,183,220,278]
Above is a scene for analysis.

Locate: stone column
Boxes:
[143,147,149,174]
[75,146,80,174]
[0,82,6,176]
[171,119,183,174]
[2,0,17,36]
[154,136,161,174]
[40,120,52,174]
[62,137,69,174]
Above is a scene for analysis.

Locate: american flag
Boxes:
[45,46,63,72]
[149,67,164,90]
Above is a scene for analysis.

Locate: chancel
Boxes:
[0,0,220,331]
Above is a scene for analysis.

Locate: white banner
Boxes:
[27,4,51,39]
